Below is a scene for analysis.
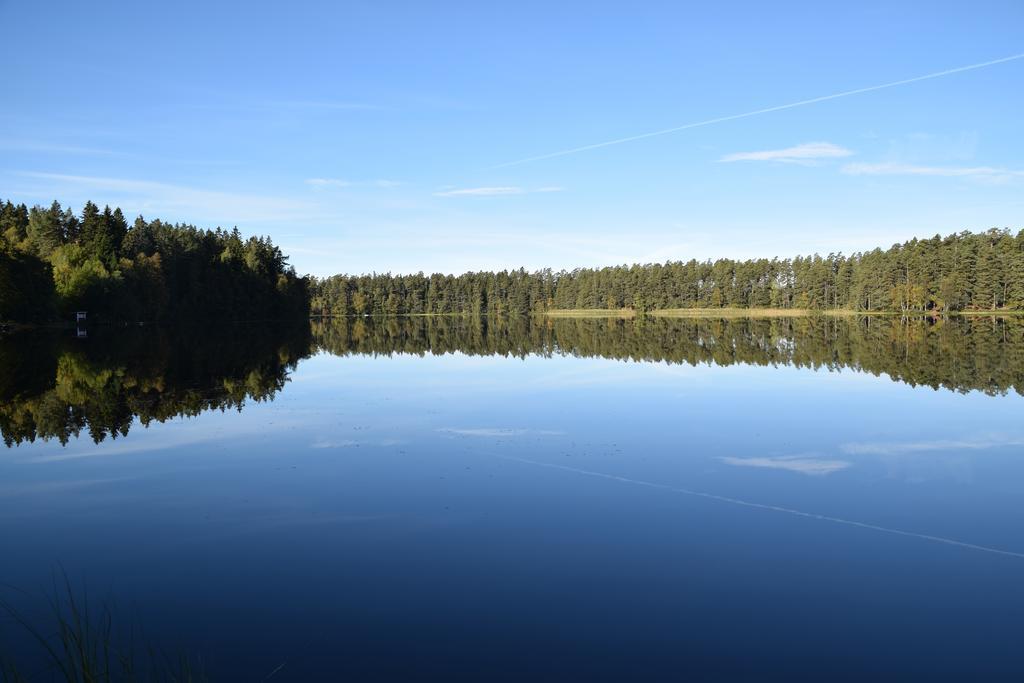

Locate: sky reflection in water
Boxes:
[2,317,1024,680]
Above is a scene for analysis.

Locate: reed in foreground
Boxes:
[0,574,206,683]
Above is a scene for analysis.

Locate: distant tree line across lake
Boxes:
[311,228,1024,315]
[0,199,308,323]
[3,198,1023,323]
[3,315,1023,445]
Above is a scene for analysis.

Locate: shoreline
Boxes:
[545,308,1024,318]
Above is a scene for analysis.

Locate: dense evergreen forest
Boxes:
[0,199,308,323]
[4,197,1021,322]
[310,228,1024,316]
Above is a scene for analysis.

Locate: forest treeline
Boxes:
[310,228,1024,316]
[4,197,1022,322]
[0,199,309,323]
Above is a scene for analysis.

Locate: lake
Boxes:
[2,315,1024,680]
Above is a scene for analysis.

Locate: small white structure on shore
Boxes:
[76,311,87,323]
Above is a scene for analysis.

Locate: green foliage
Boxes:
[310,268,552,318]
[0,199,309,324]
[0,247,56,323]
[3,195,1019,324]
[50,244,116,313]
[25,201,65,258]
[0,201,30,248]
[311,229,1024,316]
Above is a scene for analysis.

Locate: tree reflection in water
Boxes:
[3,314,1022,447]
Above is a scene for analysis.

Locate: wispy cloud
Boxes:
[0,477,135,497]
[500,454,1024,559]
[435,186,523,197]
[434,186,564,197]
[265,100,381,111]
[493,52,1024,167]
[437,427,564,437]
[19,172,316,224]
[720,456,851,475]
[310,438,408,449]
[841,435,1024,456]
[305,178,402,189]
[841,162,1024,180]
[306,178,352,188]
[439,427,527,436]
[720,141,853,163]
[0,139,117,156]
[310,439,360,449]
[21,414,311,462]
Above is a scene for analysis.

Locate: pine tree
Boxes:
[26,201,65,258]
[78,201,104,257]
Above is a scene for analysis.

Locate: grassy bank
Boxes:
[656,308,1024,318]
[544,308,833,318]
[649,307,820,318]
[543,308,636,318]
[544,308,1024,318]
[950,309,1024,316]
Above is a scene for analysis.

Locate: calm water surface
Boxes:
[2,316,1024,680]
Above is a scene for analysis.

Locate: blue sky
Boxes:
[1,0,1022,277]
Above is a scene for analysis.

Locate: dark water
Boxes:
[3,316,1024,680]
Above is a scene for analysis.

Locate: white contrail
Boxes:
[493,453,1024,560]
[492,52,1024,168]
